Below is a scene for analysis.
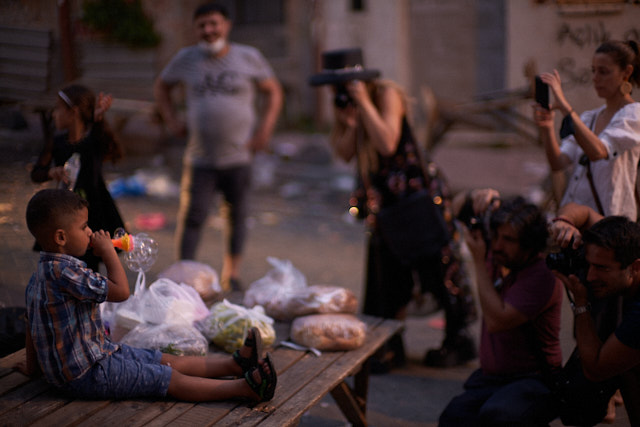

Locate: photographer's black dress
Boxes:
[358,117,476,338]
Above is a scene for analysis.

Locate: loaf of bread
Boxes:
[264,285,357,320]
[290,314,367,351]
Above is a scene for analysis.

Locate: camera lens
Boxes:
[334,85,353,109]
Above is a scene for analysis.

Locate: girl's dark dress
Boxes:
[31,123,125,270]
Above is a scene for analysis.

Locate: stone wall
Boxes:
[507,2,640,114]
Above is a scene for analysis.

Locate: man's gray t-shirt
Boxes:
[159,43,274,168]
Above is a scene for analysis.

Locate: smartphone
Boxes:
[535,76,549,110]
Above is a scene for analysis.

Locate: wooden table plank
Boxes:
[123,400,186,427]
[73,399,163,427]
[30,399,111,427]
[155,400,236,427]
[214,351,343,426]
[0,349,25,377]
[138,401,196,427]
[0,378,50,418]
[0,372,31,396]
[1,388,72,425]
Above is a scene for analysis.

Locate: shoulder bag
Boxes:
[358,119,450,266]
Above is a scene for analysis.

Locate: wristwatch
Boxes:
[571,303,591,315]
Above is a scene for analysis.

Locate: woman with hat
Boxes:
[311,48,477,371]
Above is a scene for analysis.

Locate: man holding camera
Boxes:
[550,203,640,425]
[440,196,563,426]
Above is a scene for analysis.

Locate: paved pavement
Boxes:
[0,110,630,426]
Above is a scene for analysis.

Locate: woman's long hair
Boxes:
[355,79,412,177]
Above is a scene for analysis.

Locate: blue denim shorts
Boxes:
[63,344,172,399]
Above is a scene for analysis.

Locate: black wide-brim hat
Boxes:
[309,48,381,86]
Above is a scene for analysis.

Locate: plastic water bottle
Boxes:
[62,152,81,190]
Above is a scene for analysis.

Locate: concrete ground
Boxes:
[0,110,630,426]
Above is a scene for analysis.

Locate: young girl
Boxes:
[31,84,126,271]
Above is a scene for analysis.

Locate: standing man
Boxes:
[154,3,282,291]
[439,197,563,426]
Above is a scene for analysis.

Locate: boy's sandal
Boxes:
[245,353,277,402]
[233,326,262,374]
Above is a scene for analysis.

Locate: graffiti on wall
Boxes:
[555,21,639,88]
[557,21,610,49]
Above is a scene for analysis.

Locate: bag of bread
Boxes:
[290,314,366,351]
[158,260,221,302]
[273,285,358,320]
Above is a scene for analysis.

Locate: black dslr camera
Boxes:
[545,240,589,283]
[334,84,354,109]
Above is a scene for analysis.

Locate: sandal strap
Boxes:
[245,353,276,402]
[233,327,262,373]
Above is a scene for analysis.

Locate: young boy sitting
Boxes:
[18,188,276,402]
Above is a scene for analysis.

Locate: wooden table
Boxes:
[0,316,402,427]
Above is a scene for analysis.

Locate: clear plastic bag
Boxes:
[272,285,358,321]
[141,278,210,326]
[195,299,276,353]
[158,260,222,302]
[290,314,367,351]
[243,257,307,317]
[105,273,148,341]
[121,323,208,356]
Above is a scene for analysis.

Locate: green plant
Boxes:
[82,0,160,48]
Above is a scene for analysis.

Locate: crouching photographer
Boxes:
[440,195,563,426]
[550,202,640,425]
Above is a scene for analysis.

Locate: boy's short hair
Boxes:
[194,2,229,20]
[26,189,89,242]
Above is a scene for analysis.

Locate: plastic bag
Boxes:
[121,323,208,356]
[243,257,307,316]
[195,299,276,353]
[158,260,222,302]
[107,273,148,340]
[141,278,210,326]
[270,285,358,321]
[290,314,367,351]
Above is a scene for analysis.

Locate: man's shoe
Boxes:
[423,335,476,368]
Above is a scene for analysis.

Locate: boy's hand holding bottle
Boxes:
[90,230,116,259]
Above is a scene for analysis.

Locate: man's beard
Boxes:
[198,38,227,56]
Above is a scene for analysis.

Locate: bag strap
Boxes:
[583,157,605,215]
[581,113,605,216]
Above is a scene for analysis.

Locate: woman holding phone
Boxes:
[534,40,640,220]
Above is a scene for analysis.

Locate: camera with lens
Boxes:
[545,240,588,283]
[466,215,485,232]
[334,84,354,109]
[457,196,494,235]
